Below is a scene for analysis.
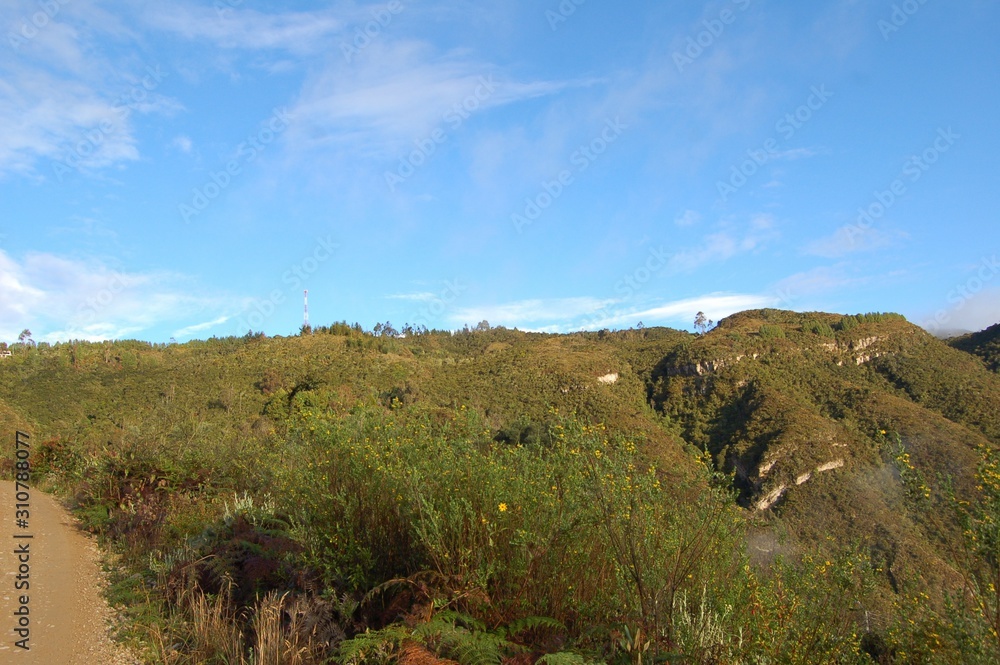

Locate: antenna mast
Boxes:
[303,289,309,328]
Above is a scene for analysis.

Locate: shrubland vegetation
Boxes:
[1,310,998,663]
[949,322,1000,373]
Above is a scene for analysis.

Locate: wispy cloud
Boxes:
[917,287,1000,335]
[581,293,779,331]
[140,3,345,55]
[173,315,231,339]
[0,68,135,175]
[447,292,776,332]
[449,296,614,328]
[386,292,437,302]
[674,209,701,227]
[804,227,904,258]
[171,135,193,153]
[771,147,822,161]
[288,39,595,155]
[772,264,874,305]
[660,213,776,273]
[0,250,237,343]
[0,3,180,177]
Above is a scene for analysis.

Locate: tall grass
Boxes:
[37,398,882,662]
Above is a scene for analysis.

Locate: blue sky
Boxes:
[1,0,998,343]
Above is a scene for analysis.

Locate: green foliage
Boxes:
[802,319,835,337]
[758,324,786,339]
[951,321,1000,373]
[2,309,998,662]
[834,312,906,332]
[890,440,1000,662]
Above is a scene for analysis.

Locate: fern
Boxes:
[443,629,510,665]
[339,611,560,665]
[503,615,564,638]
[415,610,513,665]
[336,624,408,665]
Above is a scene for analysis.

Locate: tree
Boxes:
[18,329,34,346]
[693,312,713,335]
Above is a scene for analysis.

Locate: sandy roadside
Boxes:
[0,480,142,664]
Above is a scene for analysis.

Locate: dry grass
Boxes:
[176,583,246,663]
[148,583,328,665]
[252,591,323,665]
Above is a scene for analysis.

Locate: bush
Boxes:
[759,324,786,339]
[803,320,835,337]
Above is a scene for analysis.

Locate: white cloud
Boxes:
[804,226,903,258]
[770,264,875,311]
[659,214,776,274]
[174,315,231,339]
[140,3,345,55]
[0,69,137,175]
[386,292,437,302]
[446,292,777,332]
[449,297,614,328]
[0,3,181,177]
[0,250,235,343]
[172,135,193,153]
[667,231,757,273]
[916,287,1000,335]
[287,39,594,156]
[771,147,821,161]
[581,293,779,331]
[675,209,701,227]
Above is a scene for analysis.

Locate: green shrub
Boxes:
[759,324,786,339]
[803,320,835,337]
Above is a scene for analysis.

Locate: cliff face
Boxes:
[648,310,1000,601]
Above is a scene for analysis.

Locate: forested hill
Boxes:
[1,309,999,663]
[950,321,1000,372]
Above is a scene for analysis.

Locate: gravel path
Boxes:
[0,480,142,664]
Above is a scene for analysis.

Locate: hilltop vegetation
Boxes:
[1,312,999,664]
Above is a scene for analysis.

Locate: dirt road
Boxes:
[0,481,140,663]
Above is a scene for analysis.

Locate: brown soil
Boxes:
[0,480,141,663]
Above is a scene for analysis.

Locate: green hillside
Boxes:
[1,313,999,664]
[950,322,1000,373]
